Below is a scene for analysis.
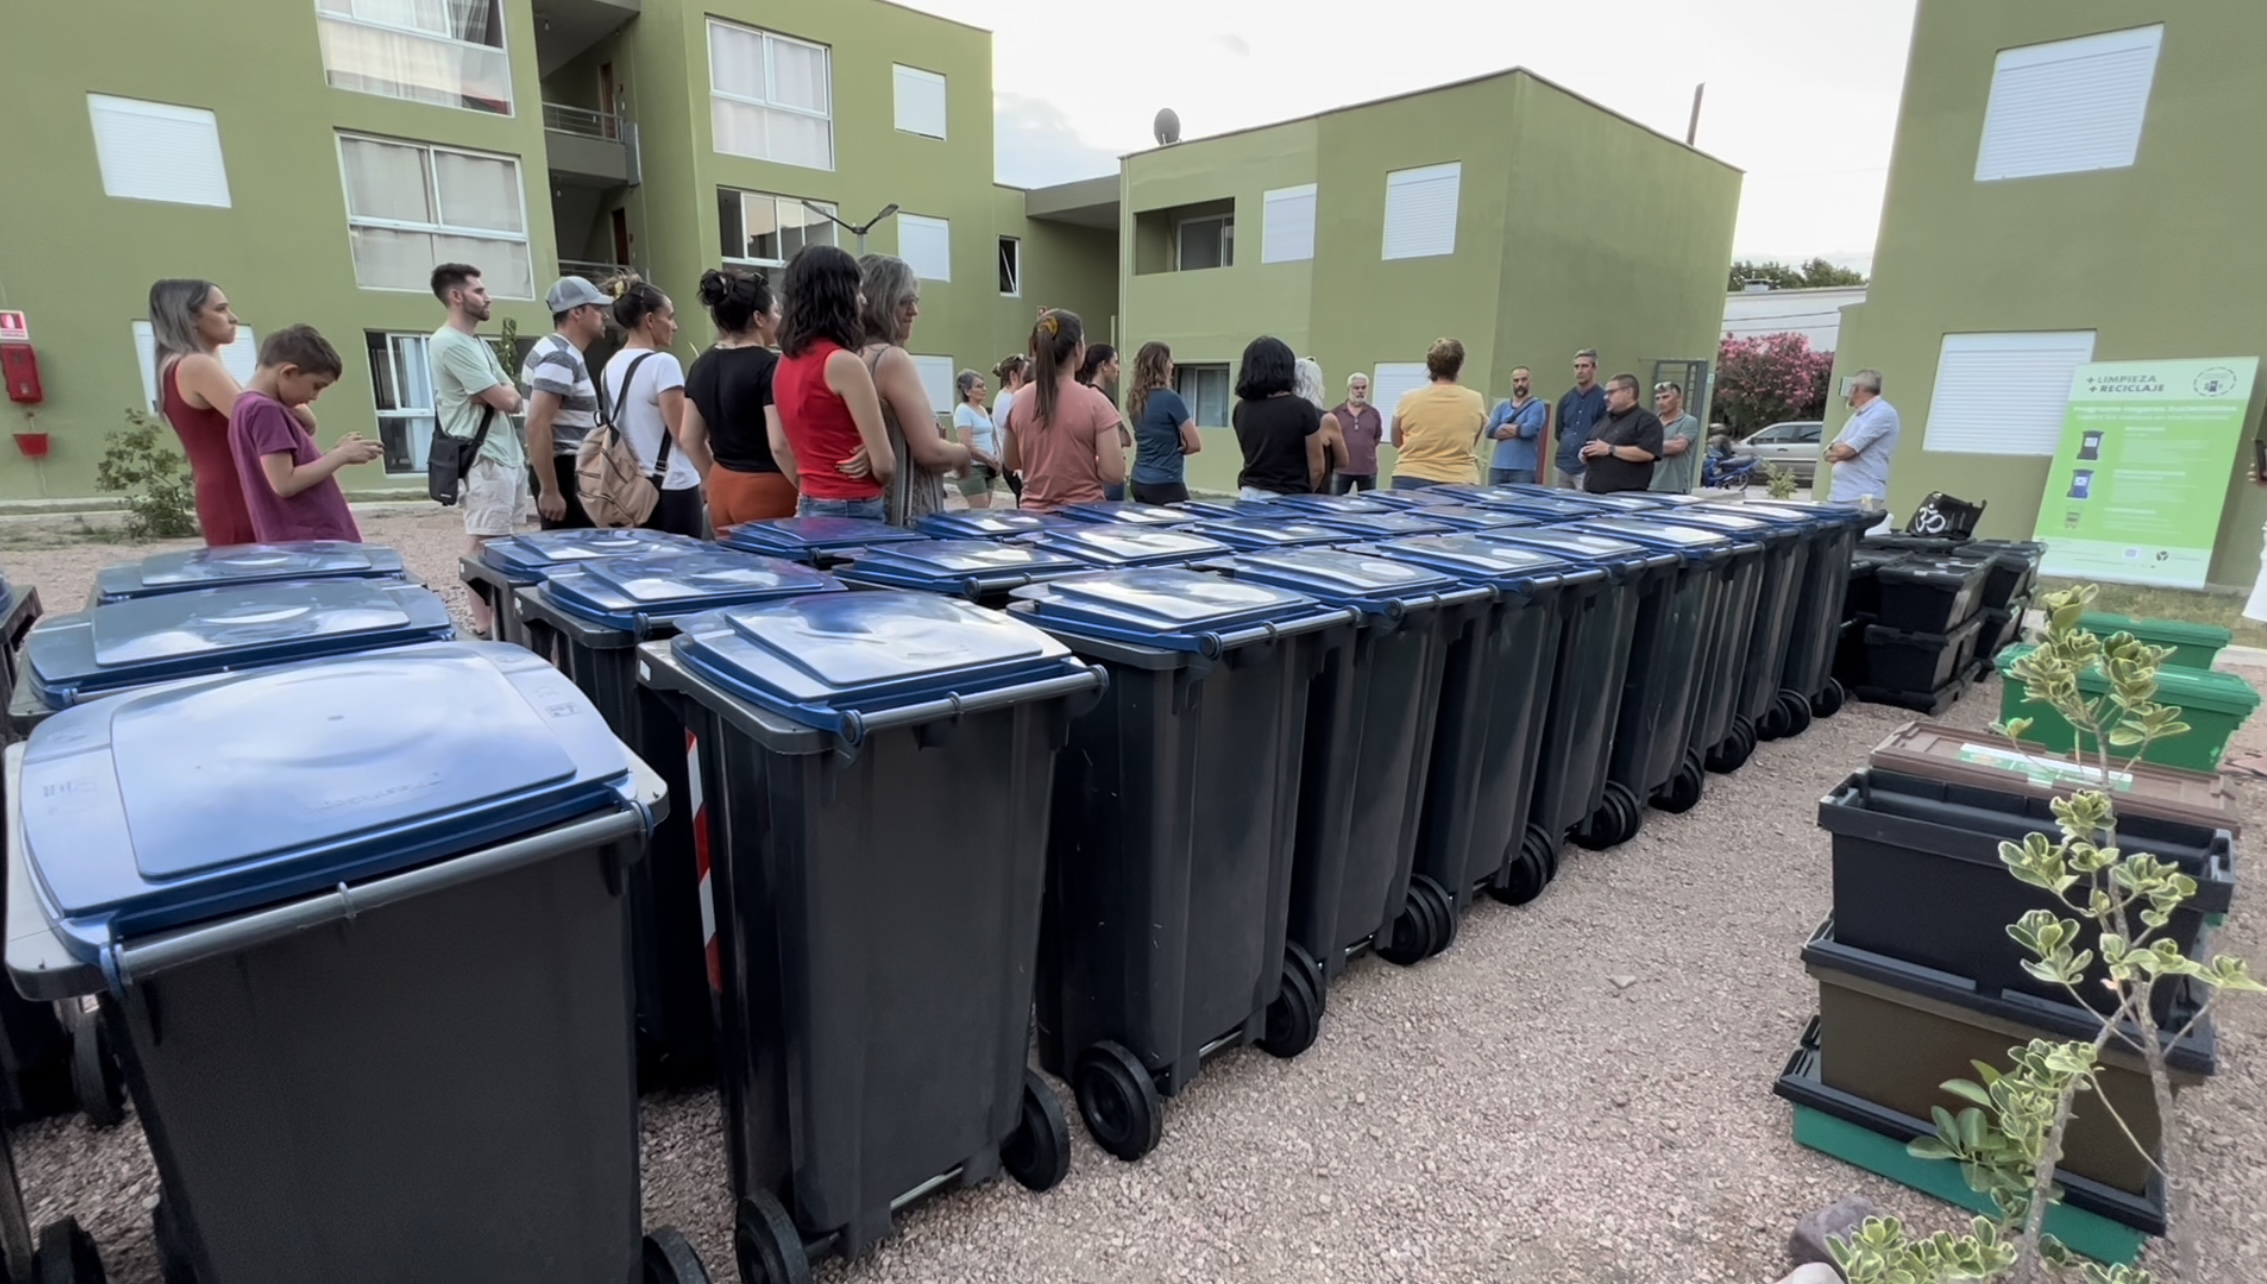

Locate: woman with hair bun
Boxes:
[598,274,711,536]
[683,266,796,529]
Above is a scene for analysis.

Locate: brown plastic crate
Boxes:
[1870,720,2240,837]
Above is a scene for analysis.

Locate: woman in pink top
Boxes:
[1002,310,1125,513]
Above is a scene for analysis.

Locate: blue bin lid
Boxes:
[1168,498,1281,521]
[1209,548,1468,618]
[1746,500,1872,530]
[1266,494,1400,515]
[1294,510,1454,539]
[27,580,456,708]
[19,642,637,961]
[836,539,1090,598]
[914,510,1073,539]
[1555,492,1677,513]
[95,543,407,603]
[479,528,702,581]
[1410,505,1533,531]
[670,591,1085,735]
[720,517,928,560]
[1371,535,1604,593]
[1401,484,1523,508]
[1562,517,1741,562]
[1056,501,1202,527]
[1650,508,1799,546]
[1486,495,1607,523]
[1183,519,1347,551]
[1479,527,1681,574]
[1010,568,1333,653]
[1026,525,1232,568]
[541,548,843,633]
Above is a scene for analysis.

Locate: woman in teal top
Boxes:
[1125,342,1202,505]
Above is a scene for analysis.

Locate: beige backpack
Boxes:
[575,352,671,528]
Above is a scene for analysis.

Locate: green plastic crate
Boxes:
[1996,644,2260,772]
[1791,1106,2148,1267]
[2078,612,2233,670]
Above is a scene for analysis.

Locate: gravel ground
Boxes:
[2,506,2263,1283]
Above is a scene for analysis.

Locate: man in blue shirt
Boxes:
[1554,348,1608,489]
[1826,368,1900,506]
[1485,366,1548,484]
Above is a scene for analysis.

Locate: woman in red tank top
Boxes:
[150,279,259,546]
[772,246,897,519]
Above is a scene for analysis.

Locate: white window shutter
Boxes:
[1976,26,2162,182]
[88,95,232,207]
[898,214,952,281]
[1921,332,2098,455]
[911,355,957,415]
[1262,184,1317,264]
[893,65,948,139]
[1369,363,1432,421]
[1382,163,1459,261]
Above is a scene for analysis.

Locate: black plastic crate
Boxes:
[1874,557,1989,634]
[1861,533,1967,557]
[1819,767,2235,1023]
[1833,615,1874,688]
[1861,615,1982,694]
[1946,540,2044,614]
[1843,550,1903,622]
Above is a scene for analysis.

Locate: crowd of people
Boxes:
[144,246,1904,631]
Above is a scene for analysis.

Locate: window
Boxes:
[1976,26,2162,182]
[897,214,951,282]
[718,189,837,267]
[998,237,1021,297]
[911,355,957,416]
[337,134,533,297]
[1369,363,1431,420]
[1753,422,1823,445]
[1382,163,1461,260]
[87,96,232,208]
[1174,364,1230,427]
[1262,184,1316,264]
[315,0,512,116]
[364,331,438,475]
[1178,216,1233,271]
[708,19,833,171]
[1921,331,2098,455]
[893,65,947,140]
[133,322,255,414]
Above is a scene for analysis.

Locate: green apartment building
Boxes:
[1053,69,1742,493]
[1829,0,2267,586]
[0,0,1116,503]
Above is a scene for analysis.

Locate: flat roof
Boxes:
[1022,175,1120,228]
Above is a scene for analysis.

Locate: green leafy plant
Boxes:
[1829,585,2262,1283]
[96,409,200,540]
[485,316,521,376]
[1763,462,1800,501]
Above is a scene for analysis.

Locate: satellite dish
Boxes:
[1154,108,1181,146]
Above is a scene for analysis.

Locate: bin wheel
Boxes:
[151,1201,193,1284]
[1705,716,1756,773]
[734,1192,811,1284]
[1776,689,1815,738]
[35,1218,104,1284]
[1376,885,1437,967]
[1001,1068,1073,1192]
[1653,751,1707,815]
[1605,781,1645,847]
[1812,678,1847,719]
[67,1005,124,1130]
[1283,940,1326,1017]
[1073,1042,1164,1162]
[1491,825,1557,906]
[641,1227,711,1284]
[1257,957,1322,1059]
[1572,799,1619,852]
[1414,875,1458,958]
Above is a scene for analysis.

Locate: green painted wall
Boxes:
[1830,0,2267,587]
[993,187,1119,371]
[0,0,558,502]
[1120,71,1739,495]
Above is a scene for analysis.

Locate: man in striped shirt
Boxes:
[521,276,609,529]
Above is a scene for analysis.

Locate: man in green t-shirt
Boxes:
[428,263,526,638]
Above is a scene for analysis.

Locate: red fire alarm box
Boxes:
[1,347,40,405]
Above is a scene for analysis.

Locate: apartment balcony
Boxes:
[544,102,640,188]
[531,0,638,75]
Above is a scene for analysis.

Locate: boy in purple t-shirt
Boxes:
[228,325,382,543]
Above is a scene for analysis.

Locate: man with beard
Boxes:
[428,262,527,638]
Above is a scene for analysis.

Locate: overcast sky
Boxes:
[912,0,1917,272]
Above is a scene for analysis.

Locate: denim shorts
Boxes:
[799,495,886,521]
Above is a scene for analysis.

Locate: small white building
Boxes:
[1722,284,1868,351]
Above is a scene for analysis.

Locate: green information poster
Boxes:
[2035,357,2260,588]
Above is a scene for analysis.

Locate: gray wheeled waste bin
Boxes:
[1747,501,1875,729]
[718,517,927,568]
[90,542,408,607]
[0,575,60,1129]
[463,528,702,649]
[832,539,1091,607]
[1009,569,1356,1163]
[1641,507,1810,772]
[914,510,1073,540]
[640,592,1105,1283]
[5,642,707,1284]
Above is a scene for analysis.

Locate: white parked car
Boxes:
[1734,420,1824,484]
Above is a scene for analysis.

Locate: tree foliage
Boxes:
[1728,257,1868,291]
[1711,332,1835,435]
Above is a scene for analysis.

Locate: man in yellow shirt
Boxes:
[1389,338,1487,489]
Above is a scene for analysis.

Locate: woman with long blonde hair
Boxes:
[1126,342,1202,505]
[858,253,970,526]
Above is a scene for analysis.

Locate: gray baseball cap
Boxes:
[545,276,610,312]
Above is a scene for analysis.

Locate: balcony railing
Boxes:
[559,259,644,284]
[543,102,621,140]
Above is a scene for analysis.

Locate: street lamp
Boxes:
[801,201,900,256]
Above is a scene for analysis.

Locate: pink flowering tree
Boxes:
[1712,333,1835,436]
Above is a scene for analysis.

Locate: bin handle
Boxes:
[100,803,653,992]
[834,666,1106,751]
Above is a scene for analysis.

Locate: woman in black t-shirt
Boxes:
[1232,336,1325,498]
[683,267,797,530]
